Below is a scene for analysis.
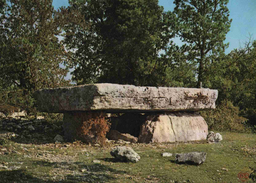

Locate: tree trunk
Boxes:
[197,47,205,88]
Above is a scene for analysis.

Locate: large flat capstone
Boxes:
[34,83,218,113]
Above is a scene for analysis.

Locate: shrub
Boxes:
[0,87,36,115]
[0,104,20,116]
[201,100,248,132]
[0,138,8,145]
[75,112,110,146]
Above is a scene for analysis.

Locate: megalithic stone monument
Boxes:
[34,83,218,143]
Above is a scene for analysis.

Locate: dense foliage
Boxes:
[171,0,232,87]
[201,100,248,132]
[61,0,174,86]
[0,0,70,112]
[207,40,256,128]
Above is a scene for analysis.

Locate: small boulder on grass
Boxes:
[207,131,223,143]
[175,152,207,165]
[161,152,173,157]
[110,146,140,163]
[54,134,64,143]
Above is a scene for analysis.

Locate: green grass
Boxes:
[0,132,255,182]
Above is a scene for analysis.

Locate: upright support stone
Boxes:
[138,113,208,143]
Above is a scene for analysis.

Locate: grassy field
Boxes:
[0,131,255,183]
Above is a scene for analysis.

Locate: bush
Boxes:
[0,138,9,145]
[201,100,249,132]
[0,104,20,116]
[241,108,256,131]
[75,112,110,146]
[0,87,36,115]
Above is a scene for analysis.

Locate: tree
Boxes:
[208,40,256,126]
[0,0,70,111]
[63,0,173,86]
[161,44,197,87]
[172,0,232,87]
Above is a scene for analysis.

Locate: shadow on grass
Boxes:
[1,120,63,145]
[30,160,126,182]
[101,157,122,163]
[12,134,56,144]
[0,169,55,183]
[170,159,203,166]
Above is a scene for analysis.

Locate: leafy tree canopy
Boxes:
[0,0,70,111]
[208,40,256,125]
[172,0,232,87]
[62,0,173,86]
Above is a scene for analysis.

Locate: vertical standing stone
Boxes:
[138,113,208,143]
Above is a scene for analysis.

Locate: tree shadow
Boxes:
[29,160,126,182]
[170,159,202,166]
[101,157,134,163]
[0,118,63,145]
[0,169,55,183]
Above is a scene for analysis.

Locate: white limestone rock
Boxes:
[107,130,138,143]
[110,146,140,163]
[54,134,64,143]
[175,152,207,165]
[34,83,218,113]
[138,113,208,143]
[207,131,223,143]
[161,152,173,157]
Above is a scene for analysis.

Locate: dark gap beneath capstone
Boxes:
[107,113,148,137]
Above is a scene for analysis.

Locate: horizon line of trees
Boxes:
[0,0,255,131]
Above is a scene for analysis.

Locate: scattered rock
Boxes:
[93,160,101,164]
[110,146,140,163]
[0,131,17,141]
[54,135,64,143]
[116,139,131,144]
[161,152,173,157]
[107,130,138,143]
[175,152,207,165]
[80,168,87,172]
[221,168,228,171]
[27,125,35,131]
[0,112,6,118]
[0,164,8,169]
[36,116,44,120]
[214,133,223,142]
[0,117,62,142]
[207,131,223,143]
[8,111,27,119]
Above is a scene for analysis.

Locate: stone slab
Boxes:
[34,83,218,113]
[138,113,208,143]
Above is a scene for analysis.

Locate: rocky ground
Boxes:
[0,115,255,182]
[0,116,63,144]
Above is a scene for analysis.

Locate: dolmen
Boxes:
[34,83,218,143]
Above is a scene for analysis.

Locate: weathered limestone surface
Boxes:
[138,113,208,143]
[110,146,140,163]
[34,83,218,113]
[107,130,138,143]
[175,152,207,165]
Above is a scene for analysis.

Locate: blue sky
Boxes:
[53,0,256,53]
